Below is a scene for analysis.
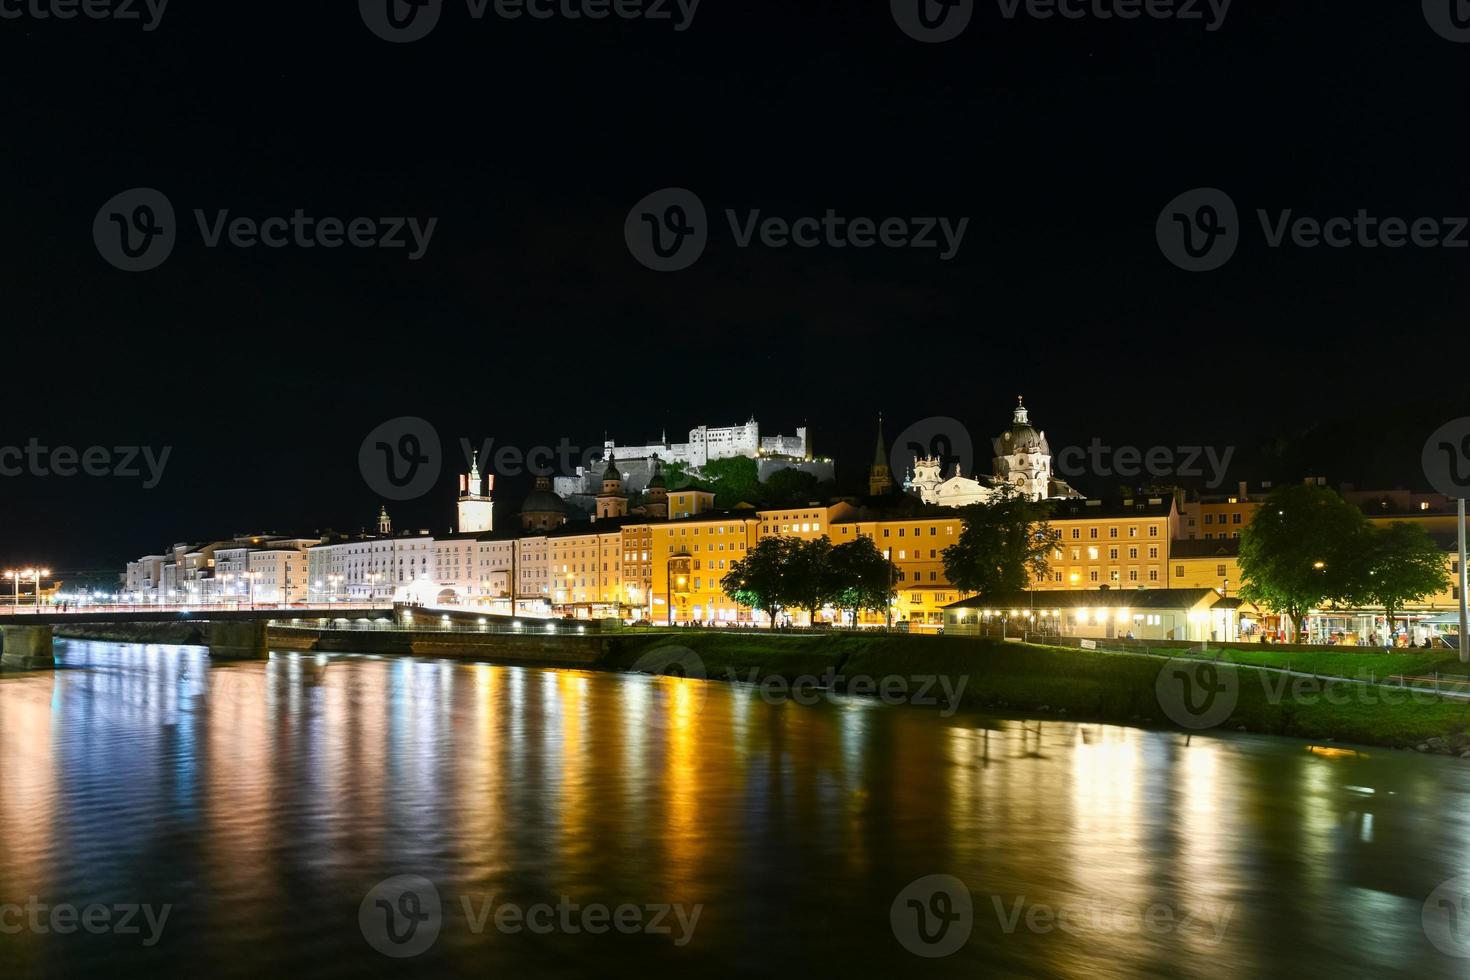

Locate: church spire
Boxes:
[869,414,893,496]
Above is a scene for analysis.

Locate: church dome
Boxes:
[997,397,1045,453]
[520,476,567,516]
[602,455,621,482]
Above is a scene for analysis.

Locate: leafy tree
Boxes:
[660,460,704,492]
[827,535,896,626]
[941,487,1061,597]
[1238,483,1367,640]
[700,456,762,507]
[763,467,821,506]
[1344,521,1450,640]
[784,536,835,624]
[722,536,801,628]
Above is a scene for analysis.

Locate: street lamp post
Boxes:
[1459,497,1469,664]
[4,570,21,610]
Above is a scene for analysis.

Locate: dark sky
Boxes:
[3,0,1468,572]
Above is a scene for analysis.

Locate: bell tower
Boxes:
[457,457,494,534]
[596,453,629,520]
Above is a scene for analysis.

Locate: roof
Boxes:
[1169,538,1241,558]
[1047,497,1174,520]
[944,588,1223,611]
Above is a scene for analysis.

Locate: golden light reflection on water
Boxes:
[5,644,1470,978]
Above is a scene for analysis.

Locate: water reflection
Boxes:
[0,641,1467,977]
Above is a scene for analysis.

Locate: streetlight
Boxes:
[33,568,48,610]
[4,570,22,611]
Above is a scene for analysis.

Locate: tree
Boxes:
[1344,521,1450,641]
[763,467,821,506]
[700,455,762,508]
[1237,483,1367,640]
[722,536,801,628]
[941,487,1061,598]
[784,536,835,625]
[827,535,896,626]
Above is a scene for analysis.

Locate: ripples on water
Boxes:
[1,640,1469,978]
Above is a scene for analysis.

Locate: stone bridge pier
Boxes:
[1,625,56,669]
[206,621,269,660]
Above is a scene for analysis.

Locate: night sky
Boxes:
[3,1,1468,572]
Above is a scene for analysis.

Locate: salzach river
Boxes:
[2,640,1469,978]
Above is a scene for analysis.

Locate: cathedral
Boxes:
[899,397,1080,507]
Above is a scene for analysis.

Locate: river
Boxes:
[0,639,1467,978]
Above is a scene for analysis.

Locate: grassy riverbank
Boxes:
[602,631,1470,753]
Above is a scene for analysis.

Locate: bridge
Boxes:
[0,605,393,668]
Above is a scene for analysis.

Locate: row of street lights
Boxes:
[2,568,50,610]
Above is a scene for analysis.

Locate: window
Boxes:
[1109,527,1119,538]
[1216,564,1227,577]
[1089,528,1098,539]
[1148,569,1159,582]
[1108,548,1118,560]
[1204,514,1214,525]
[1175,565,1184,577]
[1148,547,1157,558]
[1232,513,1242,524]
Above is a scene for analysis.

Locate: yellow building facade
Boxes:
[650,513,762,624]
[1031,497,1179,591]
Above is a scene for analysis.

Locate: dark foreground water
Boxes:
[2,641,1470,978]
